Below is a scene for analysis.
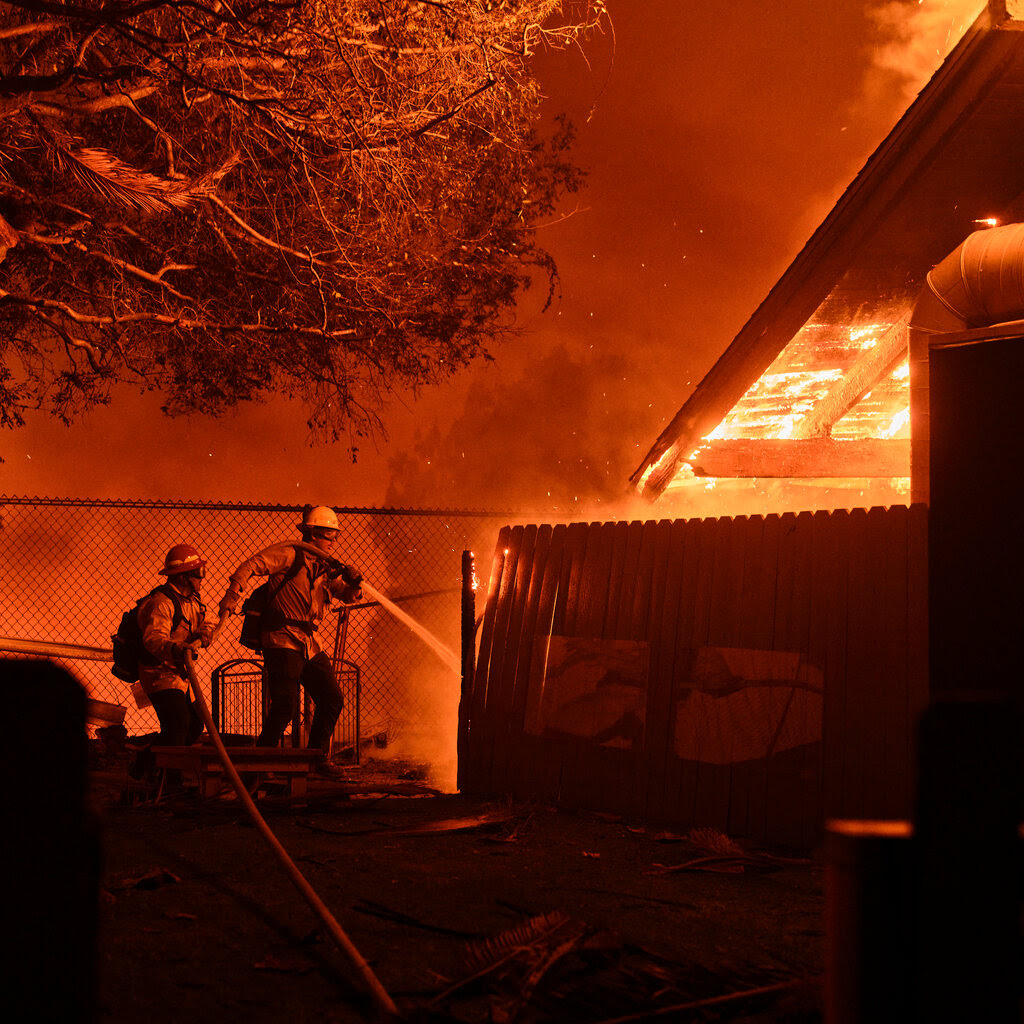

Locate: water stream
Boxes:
[360,581,461,675]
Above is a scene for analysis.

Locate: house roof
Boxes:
[631,0,1024,501]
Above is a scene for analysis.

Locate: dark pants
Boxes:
[131,688,203,783]
[149,687,204,747]
[258,649,342,753]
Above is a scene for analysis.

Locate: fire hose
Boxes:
[3,540,446,1019]
[180,640,401,1021]
[1,631,401,1018]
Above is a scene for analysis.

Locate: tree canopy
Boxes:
[0,0,606,445]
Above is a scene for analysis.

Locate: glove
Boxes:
[169,642,188,668]
[339,564,363,587]
[199,623,215,648]
[218,589,242,617]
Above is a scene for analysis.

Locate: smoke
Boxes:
[861,1,986,108]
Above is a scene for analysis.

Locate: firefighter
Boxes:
[217,505,363,776]
[129,544,214,780]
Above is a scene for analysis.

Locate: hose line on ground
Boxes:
[182,640,401,1021]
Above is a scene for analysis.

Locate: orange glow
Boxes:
[670,315,912,516]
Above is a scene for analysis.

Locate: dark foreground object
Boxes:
[4,658,100,1022]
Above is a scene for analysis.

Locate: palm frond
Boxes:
[463,910,573,972]
[686,827,744,856]
[55,146,223,213]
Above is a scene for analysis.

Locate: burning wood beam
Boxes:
[792,317,909,438]
[689,438,910,478]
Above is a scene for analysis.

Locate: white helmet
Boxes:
[299,505,339,532]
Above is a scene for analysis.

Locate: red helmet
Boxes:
[160,544,206,576]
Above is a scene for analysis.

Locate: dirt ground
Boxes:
[85,744,825,1024]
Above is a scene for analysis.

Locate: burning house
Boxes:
[461,1,1024,857]
[630,0,1024,516]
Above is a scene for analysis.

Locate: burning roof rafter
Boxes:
[631,0,1024,504]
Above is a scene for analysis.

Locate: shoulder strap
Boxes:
[151,583,185,629]
[266,547,307,607]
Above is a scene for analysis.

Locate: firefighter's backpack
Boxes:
[111,584,183,683]
[238,550,306,652]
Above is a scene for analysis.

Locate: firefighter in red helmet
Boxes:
[129,544,215,782]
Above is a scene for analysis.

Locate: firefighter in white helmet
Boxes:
[218,505,363,776]
[130,544,215,781]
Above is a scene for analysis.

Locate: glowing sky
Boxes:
[0,1,984,514]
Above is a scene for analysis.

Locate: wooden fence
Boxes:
[458,504,929,850]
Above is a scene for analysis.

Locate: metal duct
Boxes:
[912,220,1024,334]
[909,221,1024,503]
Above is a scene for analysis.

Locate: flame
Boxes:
[882,405,910,438]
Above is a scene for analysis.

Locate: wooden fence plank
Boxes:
[520,525,570,805]
[906,503,930,787]
[478,527,526,793]
[811,509,849,835]
[487,525,541,796]
[873,504,910,818]
[602,521,632,638]
[730,513,779,843]
[656,518,701,825]
[577,521,617,638]
[691,515,742,833]
[460,526,512,795]
[562,521,645,813]
[543,522,591,806]
[640,520,680,821]
[768,509,818,849]
[672,515,719,827]
[843,507,876,821]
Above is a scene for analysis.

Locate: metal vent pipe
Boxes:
[909,221,1024,503]
[901,221,1024,1023]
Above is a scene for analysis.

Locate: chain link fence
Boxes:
[0,497,518,768]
